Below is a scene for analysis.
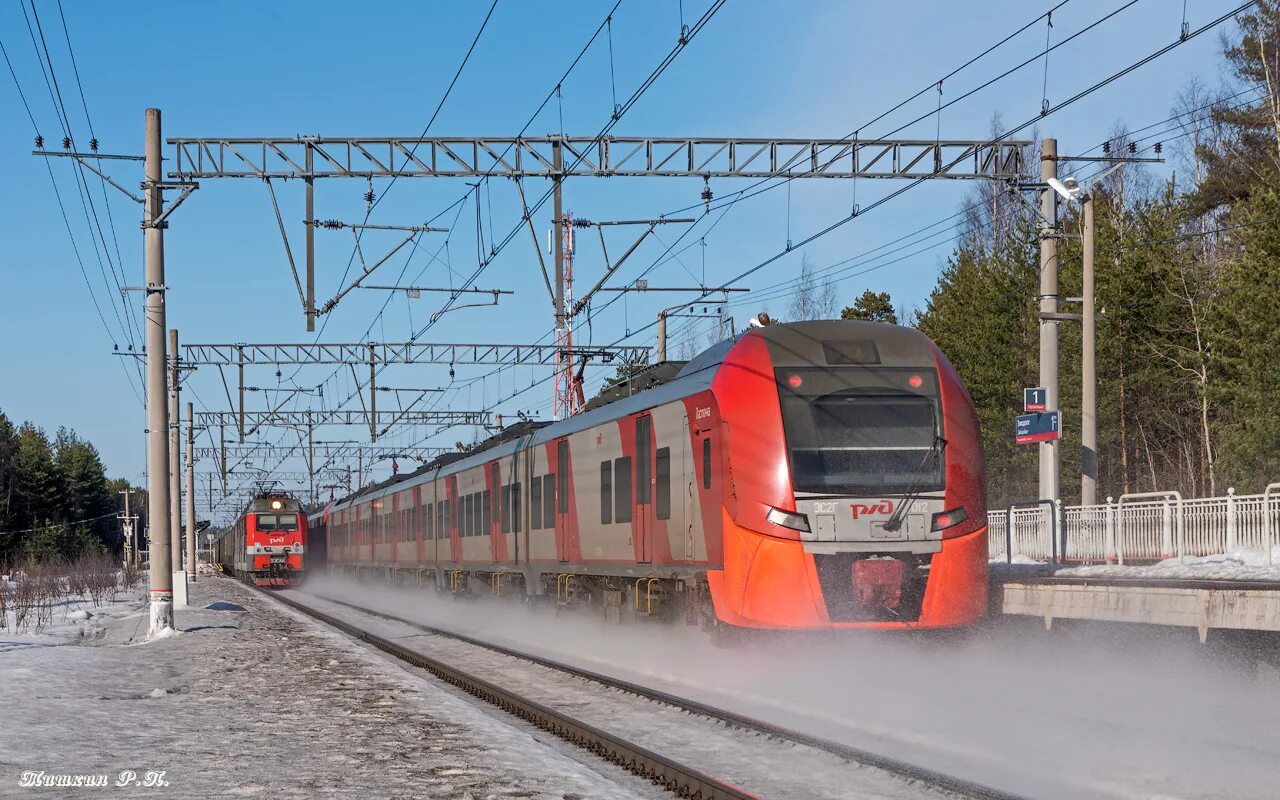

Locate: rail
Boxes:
[283,588,1027,800]
[245,582,757,800]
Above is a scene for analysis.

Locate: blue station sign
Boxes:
[1024,387,1047,412]
[1016,411,1060,444]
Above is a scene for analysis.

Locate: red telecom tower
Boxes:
[553,213,583,419]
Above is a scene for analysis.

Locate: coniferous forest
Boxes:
[911,3,1280,508]
[0,409,140,566]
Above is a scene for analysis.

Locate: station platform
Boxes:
[989,572,1280,641]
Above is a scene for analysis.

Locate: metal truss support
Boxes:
[168,136,1029,180]
[129,342,650,366]
[194,409,491,428]
[192,445,450,460]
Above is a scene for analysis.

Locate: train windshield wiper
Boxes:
[882,435,945,532]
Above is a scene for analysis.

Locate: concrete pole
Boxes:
[1081,194,1097,506]
[552,140,565,332]
[186,401,197,582]
[305,143,315,332]
[1038,138,1060,505]
[656,311,668,363]
[144,108,174,635]
[169,328,183,580]
[119,488,131,567]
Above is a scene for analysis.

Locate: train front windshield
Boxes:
[776,367,943,495]
[256,513,300,532]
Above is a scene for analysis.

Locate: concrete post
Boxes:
[169,328,183,580]
[1038,138,1060,507]
[186,401,197,582]
[1081,194,1097,506]
[144,108,174,635]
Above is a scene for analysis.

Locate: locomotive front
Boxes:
[244,494,306,586]
[707,320,987,629]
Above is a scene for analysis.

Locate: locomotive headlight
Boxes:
[270,499,284,510]
[766,507,810,533]
[930,507,968,531]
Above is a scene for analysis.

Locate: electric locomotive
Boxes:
[315,320,988,631]
[216,492,308,586]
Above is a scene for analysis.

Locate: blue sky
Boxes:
[0,0,1241,511]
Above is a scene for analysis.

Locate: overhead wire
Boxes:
[400,0,1256,444]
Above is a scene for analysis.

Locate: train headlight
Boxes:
[270,499,284,510]
[930,507,968,532]
[766,507,811,533]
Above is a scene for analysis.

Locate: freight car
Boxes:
[310,320,988,631]
[215,492,308,586]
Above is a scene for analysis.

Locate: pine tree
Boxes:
[54,427,115,547]
[0,411,15,535]
[840,290,897,323]
[9,424,61,535]
[1206,181,1280,489]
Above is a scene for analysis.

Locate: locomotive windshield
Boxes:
[776,367,943,495]
[256,513,299,532]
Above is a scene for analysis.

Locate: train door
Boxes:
[684,414,696,561]
[555,439,570,563]
[635,415,653,564]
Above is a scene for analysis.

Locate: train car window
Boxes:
[473,492,483,537]
[656,447,671,520]
[426,503,434,540]
[530,477,542,530]
[614,457,632,523]
[512,482,521,533]
[599,461,612,524]
[436,501,445,540]
[556,441,569,513]
[501,485,512,534]
[702,438,712,489]
[636,417,652,504]
[543,474,556,529]
[483,489,493,535]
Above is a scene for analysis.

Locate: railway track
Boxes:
[247,579,1029,800]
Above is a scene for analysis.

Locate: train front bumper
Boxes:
[706,507,988,629]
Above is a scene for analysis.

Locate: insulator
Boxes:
[89,138,99,152]
[1154,142,1162,155]
[34,135,44,149]
[700,178,712,206]
[1128,141,1137,154]
[62,136,72,150]
[1102,141,1111,154]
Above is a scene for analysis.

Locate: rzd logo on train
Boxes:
[850,500,894,520]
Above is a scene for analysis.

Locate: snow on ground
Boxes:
[1057,547,1280,581]
[287,588,961,800]
[303,574,1280,800]
[1,574,659,800]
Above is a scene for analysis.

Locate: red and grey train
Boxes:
[309,320,988,630]
[215,493,309,586]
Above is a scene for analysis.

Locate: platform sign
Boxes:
[1016,411,1060,444]
[1024,387,1047,412]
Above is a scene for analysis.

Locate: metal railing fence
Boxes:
[988,487,1280,564]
